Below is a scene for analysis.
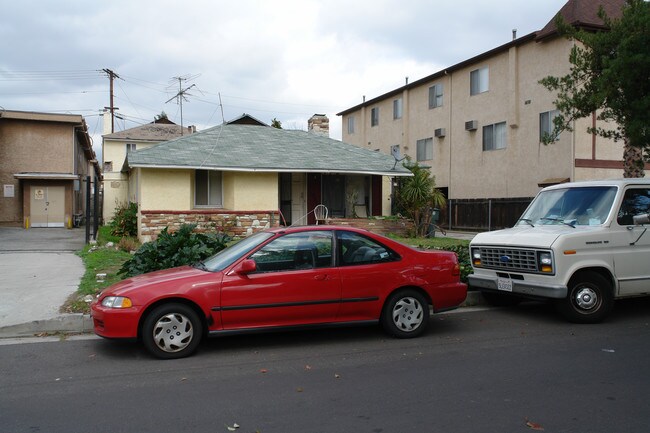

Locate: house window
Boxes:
[347,116,355,134]
[371,107,379,127]
[429,84,443,108]
[195,170,223,207]
[126,143,136,152]
[483,122,507,151]
[470,67,489,95]
[540,109,560,142]
[416,138,433,161]
[393,98,403,120]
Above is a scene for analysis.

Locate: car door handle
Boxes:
[314,273,329,281]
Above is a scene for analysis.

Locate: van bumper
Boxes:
[468,274,567,299]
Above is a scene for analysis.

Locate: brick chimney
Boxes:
[308,114,329,137]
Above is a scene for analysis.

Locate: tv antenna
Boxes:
[165,74,201,135]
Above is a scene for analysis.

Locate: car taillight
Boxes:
[452,263,460,276]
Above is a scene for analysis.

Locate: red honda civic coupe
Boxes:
[91,225,467,359]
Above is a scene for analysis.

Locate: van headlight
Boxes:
[538,252,554,273]
[471,249,482,267]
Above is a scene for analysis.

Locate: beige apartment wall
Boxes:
[342,36,629,203]
[140,168,191,211]
[223,172,278,210]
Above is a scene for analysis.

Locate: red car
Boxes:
[91,225,467,359]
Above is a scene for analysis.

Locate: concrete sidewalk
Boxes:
[0,227,92,338]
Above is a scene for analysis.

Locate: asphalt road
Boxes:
[1,301,649,433]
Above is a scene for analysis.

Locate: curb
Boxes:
[0,314,93,338]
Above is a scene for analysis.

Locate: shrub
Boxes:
[110,201,138,238]
[118,224,230,277]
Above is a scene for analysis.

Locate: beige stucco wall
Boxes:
[223,171,278,210]
[102,139,158,222]
[341,36,627,202]
[139,168,192,211]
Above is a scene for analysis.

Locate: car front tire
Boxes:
[381,289,429,338]
[142,303,203,359]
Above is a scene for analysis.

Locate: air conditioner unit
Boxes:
[465,120,478,131]
[434,128,446,138]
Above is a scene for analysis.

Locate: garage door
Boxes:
[30,186,65,227]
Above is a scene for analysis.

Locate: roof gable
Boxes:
[103,122,190,142]
[536,0,626,40]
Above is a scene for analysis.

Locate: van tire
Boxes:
[556,271,613,323]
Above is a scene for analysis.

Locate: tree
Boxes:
[394,161,447,237]
[539,0,650,177]
[271,118,282,129]
[154,111,168,121]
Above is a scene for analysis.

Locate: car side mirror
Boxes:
[234,259,257,275]
[633,213,650,225]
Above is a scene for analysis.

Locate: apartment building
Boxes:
[338,0,631,229]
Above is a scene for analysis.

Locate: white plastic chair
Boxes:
[314,204,328,225]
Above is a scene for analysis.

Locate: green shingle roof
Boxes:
[126,124,412,176]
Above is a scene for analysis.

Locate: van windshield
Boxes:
[518,186,617,227]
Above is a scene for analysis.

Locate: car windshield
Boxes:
[201,231,275,272]
[518,186,617,227]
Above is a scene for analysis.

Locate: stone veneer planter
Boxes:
[139,211,414,241]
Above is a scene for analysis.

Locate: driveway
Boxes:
[0,227,87,333]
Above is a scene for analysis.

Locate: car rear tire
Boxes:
[142,303,203,359]
[556,271,613,324]
[381,289,429,338]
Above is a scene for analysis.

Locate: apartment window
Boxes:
[126,143,136,152]
[470,67,489,95]
[416,138,433,161]
[195,170,223,207]
[428,84,443,108]
[393,98,403,119]
[347,116,355,134]
[540,109,560,142]
[371,107,379,127]
[482,122,507,151]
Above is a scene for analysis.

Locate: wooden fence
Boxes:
[444,197,533,232]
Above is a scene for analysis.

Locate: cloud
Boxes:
[1,0,568,152]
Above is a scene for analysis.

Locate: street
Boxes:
[1,300,649,433]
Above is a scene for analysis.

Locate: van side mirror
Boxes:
[633,213,650,225]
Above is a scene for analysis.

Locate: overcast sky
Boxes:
[1,0,568,157]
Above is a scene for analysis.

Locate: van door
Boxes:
[611,187,650,296]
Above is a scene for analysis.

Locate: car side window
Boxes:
[249,231,333,272]
[617,188,650,225]
[337,231,399,266]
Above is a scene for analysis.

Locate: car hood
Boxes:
[471,226,574,248]
[103,266,209,297]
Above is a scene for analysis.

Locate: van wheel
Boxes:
[556,272,613,323]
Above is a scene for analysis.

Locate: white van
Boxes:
[469,179,650,323]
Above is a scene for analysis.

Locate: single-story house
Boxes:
[123,115,412,241]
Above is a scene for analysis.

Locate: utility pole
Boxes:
[102,68,120,133]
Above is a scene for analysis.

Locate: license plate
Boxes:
[497,277,513,292]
